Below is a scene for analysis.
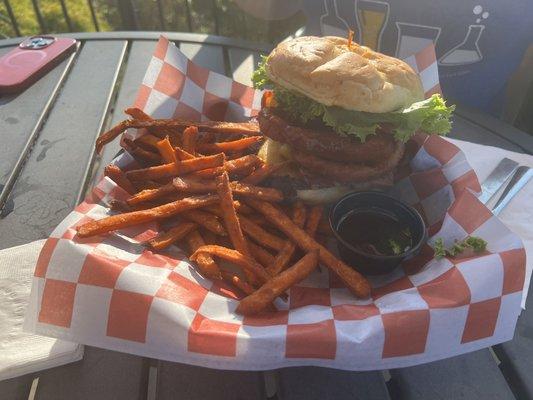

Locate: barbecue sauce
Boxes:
[336,209,412,256]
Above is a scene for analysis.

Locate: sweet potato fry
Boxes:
[186,230,222,280]
[230,182,283,202]
[126,153,225,181]
[132,180,163,191]
[190,245,270,284]
[135,134,161,151]
[96,119,260,152]
[221,270,255,295]
[124,139,161,164]
[317,217,334,236]
[182,126,198,154]
[77,194,218,237]
[215,171,256,283]
[175,146,195,161]
[245,199,371,298]
[147,222,197,250]
[156,136,178,165]
[236,250,319,315]
[242,161,290,185]
[268,201,306,276]
[126,182,176,205]
[125,108,179,142]
[239,215,285,251]
[104,165,136,194]
[172,177,282,201]
[198,136,262,154]
[202,201,241,218]
[248,241,275,269]
[182,209,226,236]
[192,155,262,179]
[305,205,323,238]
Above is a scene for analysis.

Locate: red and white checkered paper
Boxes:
[24,37,526,370]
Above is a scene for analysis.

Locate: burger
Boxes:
[252,36,454,204]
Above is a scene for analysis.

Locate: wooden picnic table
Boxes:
[0,32,532,400]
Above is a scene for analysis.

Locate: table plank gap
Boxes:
[0,46,79,211]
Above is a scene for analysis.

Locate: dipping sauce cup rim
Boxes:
[329,191,427,261]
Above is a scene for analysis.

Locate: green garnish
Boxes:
[432,236,487,259]
[388,239,403,255]
[252,57,455,143]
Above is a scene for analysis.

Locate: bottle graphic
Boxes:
[320,0,351,38]
[355,0,389,51]
[395,22,441,59]
[439,25,485,66]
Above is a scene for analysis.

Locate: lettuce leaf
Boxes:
[251,58,455,142]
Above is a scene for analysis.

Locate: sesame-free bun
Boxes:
[265,36,424,113]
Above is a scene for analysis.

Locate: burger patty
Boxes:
[291,141,405,183]
[258,109,396,163]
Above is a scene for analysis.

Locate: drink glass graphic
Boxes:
[320,0,351,38]
[355,0,389,51]
[439,25,485,66]
[395,22,441,59]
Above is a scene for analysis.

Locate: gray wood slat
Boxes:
[227,48,262,86]
[0,48,77,202]
[179,42,225,74]
[450,114,524,153]
[0,40,125,248]
[94,40,157,181]
[0,40,147,398]
[454,104,533,154]
[278,367,390,400]
[390,350,515,400]
[33,347,148,400]
[0,374,33,400]
[155,361,266,400]
[494,289,533,399]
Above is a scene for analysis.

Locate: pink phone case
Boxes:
[0,36,77,94]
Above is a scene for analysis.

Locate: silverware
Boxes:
[478,158,519,205]
[492,166,533,215]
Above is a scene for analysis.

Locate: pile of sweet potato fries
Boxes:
[78,108,370,314]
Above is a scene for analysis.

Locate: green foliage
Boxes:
[0,0,304,44]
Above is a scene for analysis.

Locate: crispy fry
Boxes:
[104,165,136,194]
[317,217,334,236]
[156,136,178,165]
[215,171,256,283]
[239,215,285,251]
[268,201,306,276]
[221,270,255,296]
[175,146,195,161]
[192,155,262,179]
[147,222,197,250]
[126,153,225,181]
[182,126,198,154]
[96,119,260,152]
[236,250,319,315]
[77,194,218,237]
[135,134,161,151]
[190,245,270,284]
[172,177,282,201]
[242,161,290,185]
[202,201,241,217]
[306,205,323,238]
[236,202,254,215]
[132,180,163,191]
[248,241,275,269]
[125,108,179,142]
[182,209,226,236]
[126,182,176,205]
[245,199,371,298]
[198,136,262,154]
[186,230,222,280]
[124,139,161,164]
[230,181,283,202]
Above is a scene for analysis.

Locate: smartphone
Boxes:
[0,36,77,94]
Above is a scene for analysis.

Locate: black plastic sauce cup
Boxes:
[329,191,427,275]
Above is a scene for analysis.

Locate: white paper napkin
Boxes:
[451,139,533,308]
[0,240,83,381]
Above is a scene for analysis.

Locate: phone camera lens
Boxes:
[21,36,54,49]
